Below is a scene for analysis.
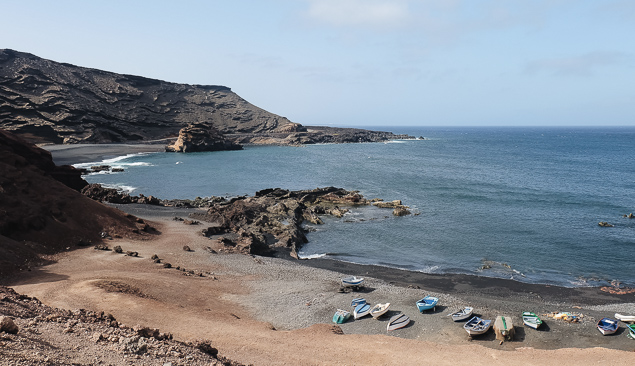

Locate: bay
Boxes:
[79,127,635,288]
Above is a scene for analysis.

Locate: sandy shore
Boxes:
[43,143,166,165]
[6,204,635,365]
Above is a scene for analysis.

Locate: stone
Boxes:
[393,206,411,216]
[0,316,19,334]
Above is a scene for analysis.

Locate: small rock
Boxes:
[0,316,19,334]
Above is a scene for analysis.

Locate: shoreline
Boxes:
[111,203,633,306]
[7,205,635,365]
[43,143,166,166]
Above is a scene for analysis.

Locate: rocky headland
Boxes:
[81,184,413,258]
[0,49,414,149]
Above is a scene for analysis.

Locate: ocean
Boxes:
[77,127,635,288]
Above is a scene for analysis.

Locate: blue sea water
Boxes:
[78,127,635,288]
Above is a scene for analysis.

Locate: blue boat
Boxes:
[354,303,371,319]
[332,309,351,324]
[416,296,438,312]
[351,298,366,307]
[597,317,618,335]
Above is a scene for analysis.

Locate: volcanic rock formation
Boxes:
[0,129,154,277]
[0,49,413,146]
[165,123,242,152]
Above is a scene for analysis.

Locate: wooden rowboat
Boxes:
[332,309,351,324]
[494,315,514,341]
[416,296,438,312]
[341,276,364,287]
[449,307,474,322]
[615,313,635,323]
[597,317,619,335]
[522,312,543,330]
[464,316,492,336]
[370,303,390,319]
[354,303,371,319]
[351,298,366,307]
[387,313,410,331]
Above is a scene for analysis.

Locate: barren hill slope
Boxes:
[0,49,295,144]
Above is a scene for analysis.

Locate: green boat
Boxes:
[522,311,543,330]
[627,323,635,340]
[332,309,351,324]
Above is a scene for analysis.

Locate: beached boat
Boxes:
[464,316,492,336]
[370,303,390,319]
[615,313,635,323]
[597,317,619,335]
[341,276,364,287]
[387,313,410,331]
[354,303,371,319]
[351,298,366,307]
[522,312,543,329]
[449,307,474,322]
[628,323,635,340]
[494,315,514,341]
[416,296,438,312]
[332,309,351,324]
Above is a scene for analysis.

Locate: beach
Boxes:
[6,201,634,365]
[44,143,166,166]
[6,144,629,364]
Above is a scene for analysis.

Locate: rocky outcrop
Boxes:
[165,123,242,152]
[191,187,378,257]
[0,49,414,146]
[0,286,242,365]
[0,129,153,277]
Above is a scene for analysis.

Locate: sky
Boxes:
[2,0,634,127]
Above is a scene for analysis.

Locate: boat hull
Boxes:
[464,316,492,336]
[370,303,390,319]
[333,309,351,324]
[522,312,543,330]
[354,303,371,319]
[416,296,438,313]
[451,307,474,322]
[387,313,410,331]
[597,318,618,335]
[615,313,635,323]
[341,276,364,287]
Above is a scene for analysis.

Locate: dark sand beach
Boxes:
[11,144,633,365]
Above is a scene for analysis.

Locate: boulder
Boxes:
[0,316,18,334]
[393,206,411,216]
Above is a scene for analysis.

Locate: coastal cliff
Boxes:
[0,129,154,276]
[0,49,412,146]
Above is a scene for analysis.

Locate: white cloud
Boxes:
[307,0,409,28]
[525,51,629,76]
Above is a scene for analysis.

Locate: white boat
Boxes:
[341,276,364,287]
[522,312,543,329]
[464,316,492,336]
[615,313,635,323]
[354,303,371,319]
[387,313,410,331]
[449,307,474,322]
[370,303,390,319]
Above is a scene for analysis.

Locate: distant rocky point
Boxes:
[0,49,413,148]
